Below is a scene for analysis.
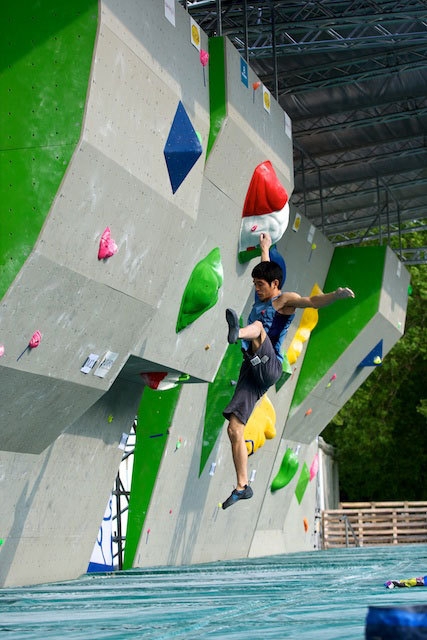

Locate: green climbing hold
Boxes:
[275,353,292,392]
[176,247,223,332]
[199,330,243,476]
[295,462,310,504]
[271,447,299,492]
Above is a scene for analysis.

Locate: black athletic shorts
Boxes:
[223,336,282,425]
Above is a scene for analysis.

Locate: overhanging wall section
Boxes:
[285,246,409,443]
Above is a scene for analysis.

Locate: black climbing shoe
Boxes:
[226,308,239,344]
[221,485,253,510]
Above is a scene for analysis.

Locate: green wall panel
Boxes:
[199,324,243,476]
[206,36,226,159]
[0,0,98,300]
[123,385,182,570]
[290,246,386,411]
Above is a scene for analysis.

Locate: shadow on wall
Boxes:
[1,0,97,73]
[0,448,52,586]
[64,375,144,446]
[167,410,210,565]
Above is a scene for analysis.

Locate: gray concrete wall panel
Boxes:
[0,369,100,454]
[380,246,410,328]
[0,376,142,587]
[83,14,209,220]
[205,38,293,208]
[39,141,196,308]
[141,178,252,380]
[0,248,149,454]
[0,252,149,387]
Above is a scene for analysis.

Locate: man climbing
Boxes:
[221,232,355,509]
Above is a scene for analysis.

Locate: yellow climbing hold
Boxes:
[287,283,322,365]
[244,394,276,455]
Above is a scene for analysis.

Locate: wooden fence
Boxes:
[322,502,427,549]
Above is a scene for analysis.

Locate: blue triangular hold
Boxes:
[358,339,383,367]
[164,101,203,194]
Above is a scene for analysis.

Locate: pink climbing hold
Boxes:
[0,345,4,357]
[309,453,319,481]
[200,49,209,86]
[29,330,42,349]
[200,49,209,66]
[326,372,337,388]
[17,330,42,361]
[98,227,118,260]
[251,225,258,232]
[305,408,312,417]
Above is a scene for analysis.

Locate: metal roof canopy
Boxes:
[181,0,427,265]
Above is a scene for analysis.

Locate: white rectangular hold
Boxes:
[118,433,128,450]
[164,0,175,26]
[80,354,99,374]
[94,351,119,378]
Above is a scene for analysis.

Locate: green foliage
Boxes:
[323,249,427,502]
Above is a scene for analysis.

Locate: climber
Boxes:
[221,231,355,509]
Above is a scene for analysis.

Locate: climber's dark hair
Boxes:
[251,260,283,288]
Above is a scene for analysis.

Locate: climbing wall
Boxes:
[0,0,408,586]
[127,98,336,566]
[0,0,98,301]
[284,244,410,443]
[0,0,213,586]
[245,224,409,558]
